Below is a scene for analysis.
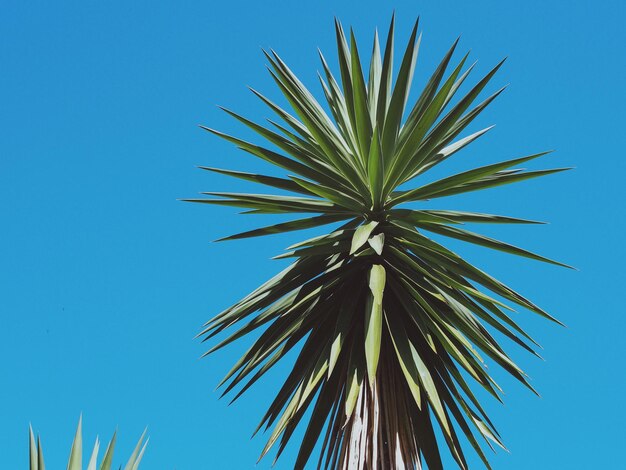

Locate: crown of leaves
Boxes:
[188,16,571,470]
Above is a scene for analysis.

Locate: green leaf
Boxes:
[290,176,364,210]
[368,233,385,255]
[190,192,344,214]
[328,286,362,377]
[123,430,147,470]
[367,128,384,209]
[200,126,350,191]
[385,305,454,443]
[376,14,395,126]
[37,437,45,470]
[219,106,337,171]
[67,416,82,470]
[29,426,38,470]
[86,438,99,470]
[350,220,379,254]
[391,151,552,205]
[199,167,316,196]
[412,59,507,172]
[367,30,382,119]
[384,309,421,406]
[386,43,465,191]
[381,19,420,160]
[99,432,116,470]
[293,373,342,470]
[411,126,493,177]
[334,19,355,132]
[349,30,373,162]
[129,439,148,470]
[428,167,572,198]
[345,363,362,418]
[420,210,545,225]
[216,214,349,241]
[365,264,385,387]
[265,51,369,193]
[402,39,464,140]
[419,222,574,268]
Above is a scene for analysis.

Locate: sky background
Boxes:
[1,1,624,468]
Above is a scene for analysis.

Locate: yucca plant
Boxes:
[29,417,147,470]
[189,16,570,469]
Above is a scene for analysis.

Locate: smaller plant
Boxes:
[29,416,148,470]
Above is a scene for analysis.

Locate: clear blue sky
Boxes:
[1,1,624,468]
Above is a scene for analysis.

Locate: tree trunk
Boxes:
[339,378,422,470]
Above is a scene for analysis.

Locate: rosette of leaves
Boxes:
[189,16,571,470]
[29,417,147,470]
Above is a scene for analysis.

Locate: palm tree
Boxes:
[188,16,570,470]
